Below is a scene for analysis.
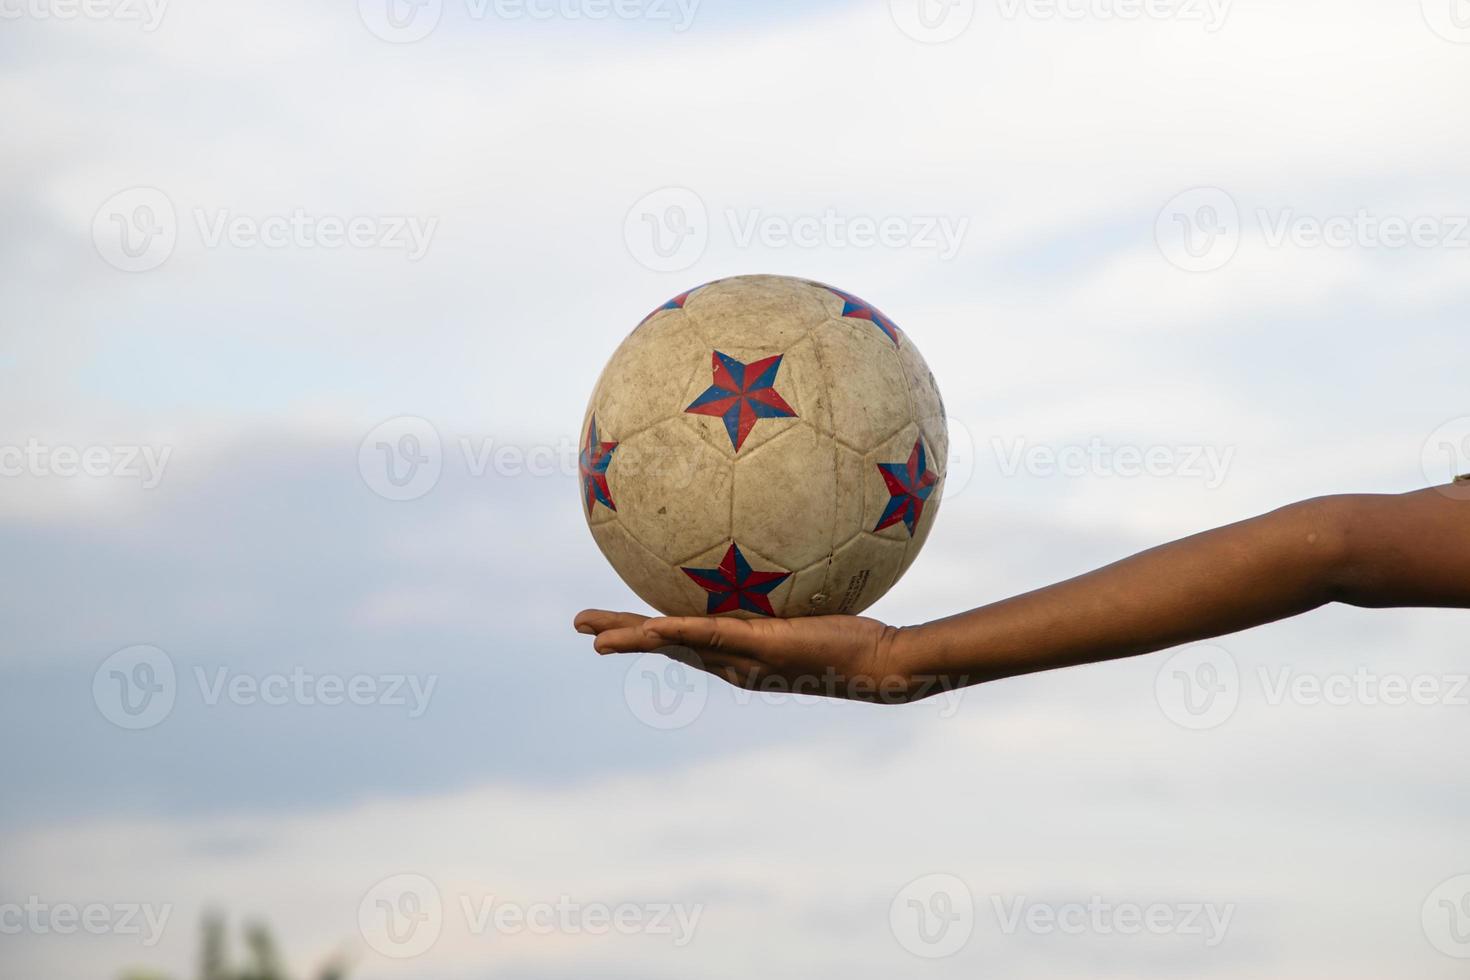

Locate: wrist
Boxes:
[885,622,971,703]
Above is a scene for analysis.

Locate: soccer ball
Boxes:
[579,275,947,618]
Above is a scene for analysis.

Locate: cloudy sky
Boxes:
[3,0,1470,976]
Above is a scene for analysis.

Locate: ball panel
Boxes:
[896,337,949,465]
[678,539,797,619]
[825,532,909,615]
[595,308,708,441]
[895,472,944,582]
[800,278,850,319]
[589,518,704,616]
[677,346,802,460]
[577,409,620,527]
[732,423,839,572]
[614,418,733,565]
[865,423,941,543]
[764,332,828,429]
[808,318,912,452]
[783,561,835,617]
[682,275,830,349]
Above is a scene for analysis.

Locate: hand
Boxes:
[573,609,937,705]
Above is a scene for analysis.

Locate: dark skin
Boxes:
[575,486,1470,704]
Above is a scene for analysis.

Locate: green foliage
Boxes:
[123,914,348,980]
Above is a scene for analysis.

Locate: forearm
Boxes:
[903,490,1469,689]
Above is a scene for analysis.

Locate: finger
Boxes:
[666,648,765,680]
[644,616,768,658]
[590,624,669,654]
[574,609,649,636]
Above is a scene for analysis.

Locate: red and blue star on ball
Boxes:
[681,542,792,616]
[579,416,618,513]
[874,438,937,536]
[685,351,797,451]
[830,287,902,347]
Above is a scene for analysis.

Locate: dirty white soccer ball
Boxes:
[579,275,947,618]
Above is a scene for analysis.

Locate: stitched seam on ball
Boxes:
[885,315,923,596]
[807,320,840,604]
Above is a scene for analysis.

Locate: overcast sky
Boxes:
[3,0,1470,977]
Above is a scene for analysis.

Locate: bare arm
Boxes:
[575,487,1470,702]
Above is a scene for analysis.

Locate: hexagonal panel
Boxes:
[589,518,702,617]
[677,345,803,460]
[676,539,796,620]
[732,423,839,572]
[808,317,912,452]
[683,275,831,349]
[894,470,944,584]
[592,308,708,440]
[825,533,909,615]
[784,560,836,618]
[865,423,940,544]
[896,333,949,465]
[614,417,733,565]
[577,407,619,529]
